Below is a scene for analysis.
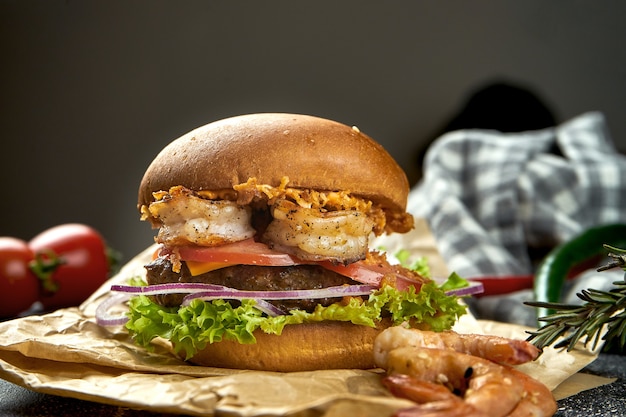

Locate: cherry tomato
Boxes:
[0,237,39,317]
[29,223,111,310]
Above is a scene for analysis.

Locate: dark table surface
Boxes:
[1,352,625,417]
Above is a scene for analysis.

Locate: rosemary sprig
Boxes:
[525,245,626,353]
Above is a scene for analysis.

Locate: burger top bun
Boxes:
[138,113,410,220]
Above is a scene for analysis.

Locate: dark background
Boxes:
[2,1,625,263]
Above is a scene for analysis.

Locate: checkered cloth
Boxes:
[408,112,626,326]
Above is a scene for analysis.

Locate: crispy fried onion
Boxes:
[233,177,371,210]
[232,177,388,235]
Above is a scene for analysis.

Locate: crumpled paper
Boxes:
[0,219,610,416]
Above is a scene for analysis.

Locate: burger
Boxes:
[116,113,469,372]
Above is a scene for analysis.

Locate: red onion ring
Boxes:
[110,282,228,295]
[95,292,131,326]
[180,284,377,306]
[252,299,287,316]
[97,279,483,327]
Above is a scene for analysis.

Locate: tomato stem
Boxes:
[29,249,65,294]
[105,245,123,276]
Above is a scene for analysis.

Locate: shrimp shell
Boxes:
[383,374,487,417]
[507,368,557,417]
[383,367,557,417]
[374,326,540,368]
[385,347,524,417]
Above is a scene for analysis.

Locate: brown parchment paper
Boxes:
[0,219,612,416]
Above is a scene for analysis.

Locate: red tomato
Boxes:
[318,260,385,286]
[165,239,421,290]
[0,237,39,317]
[319,260,425,291]
[29,223,110,310]
[171,238,301,266]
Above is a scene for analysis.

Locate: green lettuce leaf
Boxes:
[439,271,469,292]
[125,283,467,360]
[394,249,432,279]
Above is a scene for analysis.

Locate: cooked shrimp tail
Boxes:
[374,327,540,367]
[383,374,488,417]
[381,348,556,417]
[382,374,459,404]
[385,347,524,417]
[377,327,555,417]
[508,368,557,417]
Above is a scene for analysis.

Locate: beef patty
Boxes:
[144,257,359,312]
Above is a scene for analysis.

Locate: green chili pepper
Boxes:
[533,223,626,320]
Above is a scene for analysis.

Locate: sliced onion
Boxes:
[181,284,377,306]
[253,299,286,317]
[95,292,131,326]
[110,282,371,317]
[111,282,228,295]
[98,278,481,326]
[102,283,287,319]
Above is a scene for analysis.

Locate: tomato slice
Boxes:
[318,261,383,286]
[321,261,423,291]
[162,239,422,290]
[166,239,302,267]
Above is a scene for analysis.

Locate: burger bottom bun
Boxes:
[185,319,394,372]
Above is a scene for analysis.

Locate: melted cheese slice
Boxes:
[186,261,235,276]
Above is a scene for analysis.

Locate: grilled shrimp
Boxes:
[148,186,255,246]
[263,199,374,263]
[383,374,487,417]
[374,327,540,367]
[384,347,525,417]
[382,366,556,417]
